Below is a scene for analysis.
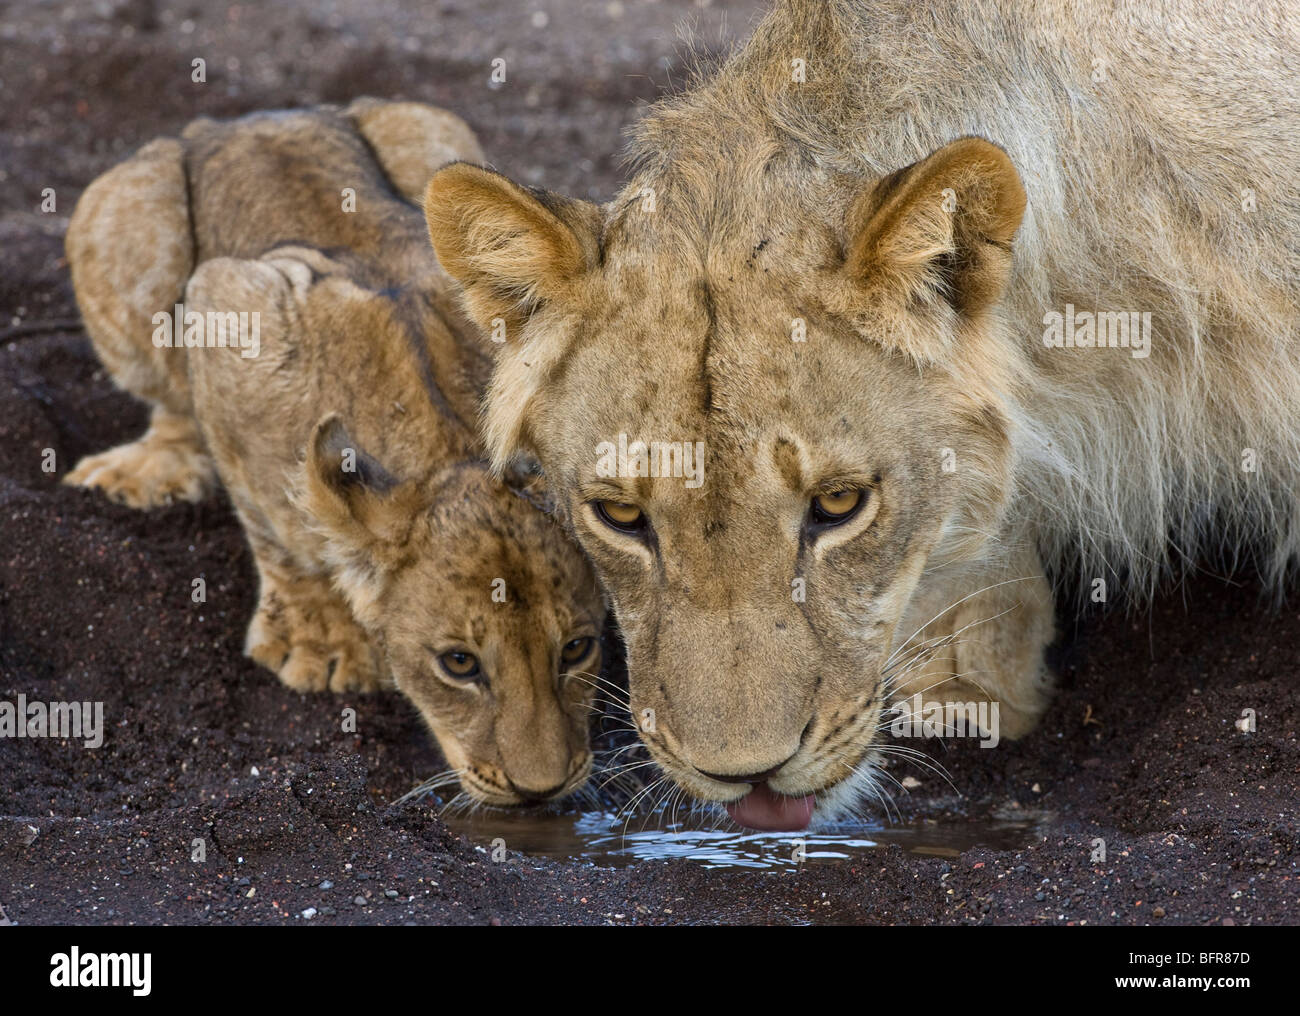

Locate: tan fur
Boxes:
[65,102,606,805]
[424,0,1300,822]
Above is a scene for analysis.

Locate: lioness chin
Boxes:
[423,0,1300,829]
[64,101,607,807]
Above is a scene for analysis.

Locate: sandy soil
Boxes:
[1,0,1296,926]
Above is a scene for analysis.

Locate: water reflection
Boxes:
[442,807,1042,869]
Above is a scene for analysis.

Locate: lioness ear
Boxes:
[300,414,425,569]
[424,163,600,331]
[844,137,1026,339]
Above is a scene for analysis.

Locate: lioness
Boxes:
[424,0,1300,829]
[64,101,607,806]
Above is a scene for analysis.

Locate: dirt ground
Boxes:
[1,0,1296,926]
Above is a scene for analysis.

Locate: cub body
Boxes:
[66,102,606,806]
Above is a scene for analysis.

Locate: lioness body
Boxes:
[424,1,1299,827]
[66,102,606,805]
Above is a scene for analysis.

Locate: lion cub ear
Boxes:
[500,454,557,514]
[423,163,601,331]
[300,414,426,570]
[842,137,1026,353]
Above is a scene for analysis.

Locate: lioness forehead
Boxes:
[539,264,937,498]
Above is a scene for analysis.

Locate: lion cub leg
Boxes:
[63,136,215,508]
[64,407,215,508]
[243,542,385,695]
[890,543,1056,743]
[180,254,383,696]
[344,99,485,203]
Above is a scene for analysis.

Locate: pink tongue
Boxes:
[725,783,816,832]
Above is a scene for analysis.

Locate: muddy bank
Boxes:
[1,0,1296,925]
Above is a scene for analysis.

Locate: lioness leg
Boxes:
[63,137,215,507]
[890,543,1056,741]
[243,542,385,695]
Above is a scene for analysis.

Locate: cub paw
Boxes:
[244,582,385,694]
[65,438,214,509]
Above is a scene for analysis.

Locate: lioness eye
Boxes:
[593,500,646,534]
[560,636,594,666]
[438,650,481,680]
[810,488,864,526]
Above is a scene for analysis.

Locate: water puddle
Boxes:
[443,808,1044,869]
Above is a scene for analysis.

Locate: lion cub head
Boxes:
[300,416,606,806]
[423,137,1026,827]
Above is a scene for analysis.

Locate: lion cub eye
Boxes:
[810,488,865,526]
[560,637,594,666]
[593,500,646,534]
[438,650,481,680]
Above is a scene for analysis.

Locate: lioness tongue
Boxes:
[725,783,815,832]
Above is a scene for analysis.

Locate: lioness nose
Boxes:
[696,752,797,785]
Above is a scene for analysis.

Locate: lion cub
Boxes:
[64,101,606,806]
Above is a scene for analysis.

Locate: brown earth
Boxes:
[0,0,1296,926]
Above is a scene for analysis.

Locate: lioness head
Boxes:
[301,416,606,806]
[423,137,1025,828]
